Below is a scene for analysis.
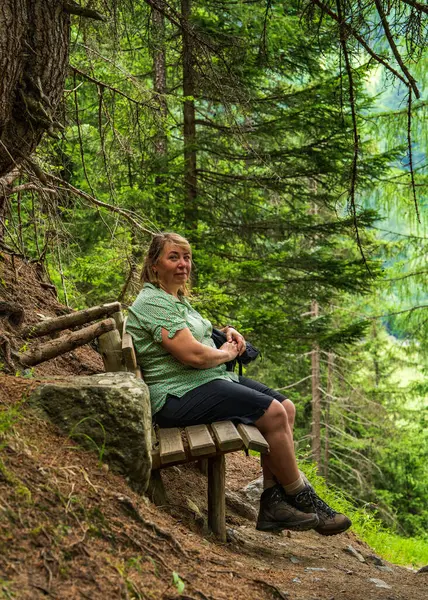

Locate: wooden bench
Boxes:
[99,316,270,541]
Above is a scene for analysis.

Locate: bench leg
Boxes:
[198,459,208,475]
[147,470,167,506]
[207,454,226,542]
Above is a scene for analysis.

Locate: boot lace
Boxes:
[310,492,336,517]
[294,489,314,506]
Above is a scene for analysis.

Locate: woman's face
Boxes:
[155,242,192,291]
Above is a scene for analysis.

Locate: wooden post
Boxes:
[112,310,124,337]
[147,470,167,506]
[207,454,226,542]
[98,329,124,372]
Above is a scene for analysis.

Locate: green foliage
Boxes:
[172,572,185,594]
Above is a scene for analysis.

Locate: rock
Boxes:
[416,565,428,574]
[366,553,384,566]
[30,372,152,493]
[304,567,327,572]
[242,475,263,505]
[292,577,301,584]
[344,544,366,563]
[368,578,391,589]
[225,490,258,520]
[376,565,394,573]
[289,556,300,564]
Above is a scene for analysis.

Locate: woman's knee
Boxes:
[255,400,288,433]
[282,398,296,424]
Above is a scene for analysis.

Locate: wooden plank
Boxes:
[237,423,269,454]
[159,428,186,465]
[185,424,216,458]
[208,454,226,541]
[112,310,124,337]
[98,328,124,372]
[122,317,138,371]
[211,421,244,453]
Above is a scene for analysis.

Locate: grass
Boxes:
[300,462,428,569]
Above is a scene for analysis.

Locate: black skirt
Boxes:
[154,376,286,428]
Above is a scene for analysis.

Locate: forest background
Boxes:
[0,0,427,560]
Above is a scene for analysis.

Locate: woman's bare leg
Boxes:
[262,399,295,487]
[255,400,300,486]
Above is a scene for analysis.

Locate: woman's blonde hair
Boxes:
[141,232,192,296]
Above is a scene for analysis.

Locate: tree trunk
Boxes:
[152,3,170,228]
[311,299,321,471]
[324,351,334,480]
[0,1,70,178]
[181,0,198,237]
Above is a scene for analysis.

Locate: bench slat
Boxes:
[211,421,244,452]
[159,428,186,465]
[237,423,269,454]
[185,424,216,457]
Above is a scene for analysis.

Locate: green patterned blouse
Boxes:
[126,283,237,415]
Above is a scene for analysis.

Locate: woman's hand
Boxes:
[219,340,239,361]
[225,327,246,356]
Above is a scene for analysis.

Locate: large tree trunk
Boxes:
[181,0,198,237]
[152,4,170,228]
[0,1,70,178]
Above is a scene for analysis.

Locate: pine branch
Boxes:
[373,0,420,98]
[367,304,428,320]
[309,0,412,90]
[401,0,428,15]
[335,0,370,273]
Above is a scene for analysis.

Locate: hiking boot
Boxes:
[299,474,352,536]
[256,484,319,532]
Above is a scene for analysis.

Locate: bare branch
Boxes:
[63,1,106,22]
[46,174,156,236]
[70,66,155,109]
[406,90,420,221]
[401,0,428,14]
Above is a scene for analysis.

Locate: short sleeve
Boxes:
[129,294,187,343]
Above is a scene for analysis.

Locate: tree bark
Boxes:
[324,351,334,480]
[19,318,116,367]
[0,1,70,178]
[152,3,170,228]
[181,0,198,236]
[21,302,121,339]
[311,299,321,471]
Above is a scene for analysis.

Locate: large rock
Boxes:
[242,475,263,506]
[30,372,152,493]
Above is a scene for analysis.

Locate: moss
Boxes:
[0,458,32,505]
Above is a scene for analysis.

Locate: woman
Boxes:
[126,232,351,535]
